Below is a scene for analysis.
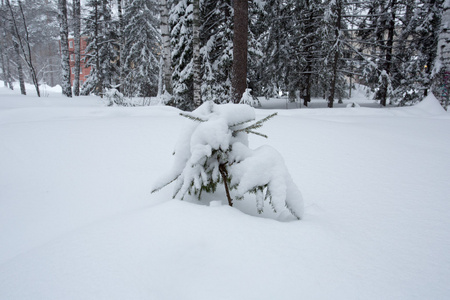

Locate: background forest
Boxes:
[0,0,446,110]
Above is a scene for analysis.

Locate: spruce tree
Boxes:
[122,0,160,97]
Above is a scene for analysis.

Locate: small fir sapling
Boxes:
[239,88,261,107]
[151,101,304,220]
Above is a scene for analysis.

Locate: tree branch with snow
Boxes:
[152,101,304,220]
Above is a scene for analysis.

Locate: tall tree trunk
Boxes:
[379,0,396,107]
[17,1,39,97]
[0,41,8,88]
[436,0,450,110]
[328,0,342,108]
[13,37,26,95]
[159,0,172,95]
[0,26,13,90]
[231,0,248,103]
[73,0,81,96]
[6,0,40,96]
[94,1,102,97]
[5,0,25,95]
[303,0,313,106]
[117,0,124,93]
[192,0,201,108]
[58,0,72,97]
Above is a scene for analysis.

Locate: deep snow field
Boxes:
[1,84,450,299]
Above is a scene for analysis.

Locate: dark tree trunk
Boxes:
[231,0,248,103]
[117,0,124,93]
[219,163,233,207]
[303,0,314,107]
[192,0,201,108]
[17,1,39,97]
[328,0,342,108]
[379,0,396,107]
[73,0,81,96]
[94,2,102,97]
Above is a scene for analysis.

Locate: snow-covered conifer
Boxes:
[122,0,160,97]
[152,102,304,220]
[82,0,118,96]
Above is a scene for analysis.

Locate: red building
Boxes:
[67,37,91,86]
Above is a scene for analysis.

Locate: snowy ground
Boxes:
[1,84,450,299]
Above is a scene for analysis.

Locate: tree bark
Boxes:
[219,163,233,207]
[58,0,72,97]
[94,1,102,97]
[159,0,173,95]
[5,0,26,95]
[73,0,81,96]
[0,40,8,88]
[231,0,248,103]
[192,0,202,108]
[17,1,39,97]
[117,0,124,93]
[379,0,396,107]
[328,0,342,108]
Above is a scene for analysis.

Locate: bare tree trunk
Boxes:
[95,2,102,97]
[0,24,13,90]
[192,0,201,108]
[328,0,342,108]
[379,0,396,107]
[231,0,248,103]
[0,41,8,87]
[73,0,81,96]
[159,0,172,95]
[117,0,124,93]
[5,0,25,95]
[219,163,233,207]
[13,38,26,95]
[303,0,314,107]
[58,0,72,97]
[17,0,39,97]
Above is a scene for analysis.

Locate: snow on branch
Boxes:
[151,102,303,220]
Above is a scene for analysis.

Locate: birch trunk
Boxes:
[159,0,172,95]
[58,0,72,97]
[5,0,25,95]
[0,41,8,88]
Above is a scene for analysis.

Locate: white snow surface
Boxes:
[1,86,450,299]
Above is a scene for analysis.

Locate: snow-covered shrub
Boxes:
[152,102,304,220]
[104,88,125,106]
[239,88,261,107]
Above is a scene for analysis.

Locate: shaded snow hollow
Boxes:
[0,86,450,299]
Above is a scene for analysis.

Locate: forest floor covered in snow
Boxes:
[1,84,450,299]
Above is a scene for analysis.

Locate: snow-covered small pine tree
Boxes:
[152,102,304,220]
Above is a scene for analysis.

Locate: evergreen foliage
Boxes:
[152,102,303,220]
[82,0,119,96]
[122,0,160,97]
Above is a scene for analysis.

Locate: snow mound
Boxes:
[415,94,446,114]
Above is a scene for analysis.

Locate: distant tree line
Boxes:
[0,0,446,110]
